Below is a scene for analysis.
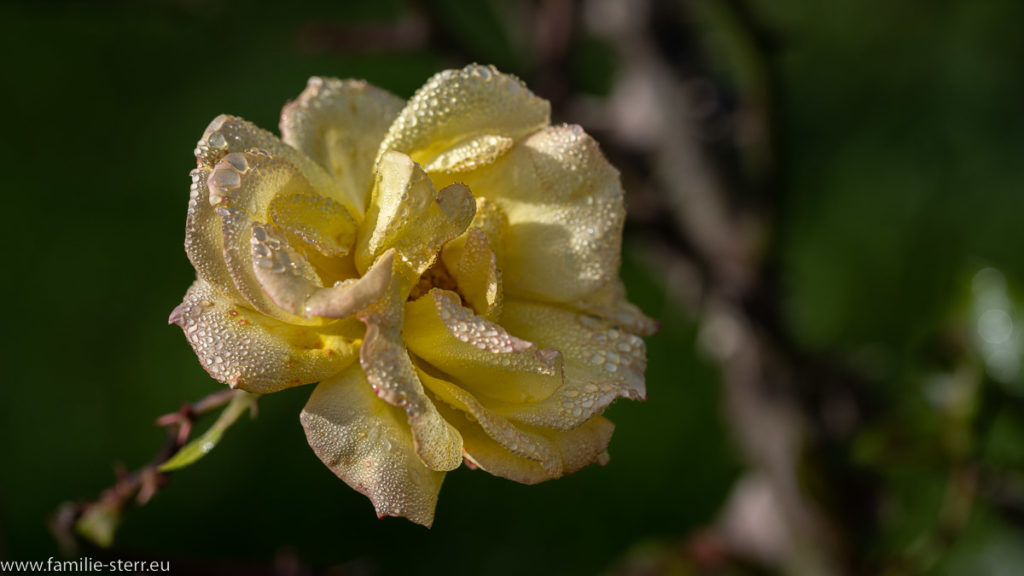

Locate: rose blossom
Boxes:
[172,64,657,526]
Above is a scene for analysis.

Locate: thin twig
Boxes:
[51,388,252,554]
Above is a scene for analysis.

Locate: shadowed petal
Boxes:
[301,366,445,527]
[281,77,405,219]
[169,280,360,394]
[491,299,648,430]
[208,152,342,325]
[247,222,325,317]
[431,125,626,304]
[570,279,659,336]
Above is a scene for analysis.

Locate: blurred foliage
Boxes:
[0,0,1022,574]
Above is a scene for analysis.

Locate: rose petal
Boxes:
[170,280,360,394]
[377,64,549,169]
[460,416,614,485]
[249,222,321,316]
[208,152,335,324]
[417,369,562,478]
[354,151,475,278]
[440,227,503,320]
[215,204,318,325]
[490,299,648,430]
[185,167,237,298]
[458,196,508,259]
[195,114,351,217]
[268,191,357,258]
[305,249,395,319]
[431,124,626,304]
[403,289,562,404]
[280,77,405,219]
[432,392,614,485]
[424,134,516,174]
[300,365,445,527]
[358,278,464,472]
[570,279,659,336]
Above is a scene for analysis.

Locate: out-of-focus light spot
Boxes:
[698,310,743,361]
[972,267,1007,295]
[924,371,973,410]
[986,349,1020,383]
[970,267,1024,390]
[978,309,1014,344]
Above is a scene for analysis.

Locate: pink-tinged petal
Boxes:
[492,299,648,430]
[248,222,321,317]
[207,150,318,217]
[403,289,562,404]
[431,124,626,304]
[357,277,464,472]
[300,366,444,527]
[304,249,395,320]
[377,64,549,169]
[185,167,238,298]
[215,204,317,325]
[355,151,475,278]
[195,114,353,218]
[280,77,405,219]
[208,152,331,325]
[170,280,360,394]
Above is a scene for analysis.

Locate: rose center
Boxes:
[409,259,462,302]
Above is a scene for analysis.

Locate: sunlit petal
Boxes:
[378,64,549,169]
[355,151,475,278]
[404,289,562,404]
[358,277,464,472]
[417,369,562,478]
[170,280,360,394]
[301,366,445,527]
[195,114,351,216]
[185,167,237,298]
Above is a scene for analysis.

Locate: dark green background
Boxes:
[1,0,1022,574]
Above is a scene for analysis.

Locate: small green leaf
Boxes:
[160,391,258,472]
[75,502,120,548]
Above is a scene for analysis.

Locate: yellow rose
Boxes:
[171,64,657,526]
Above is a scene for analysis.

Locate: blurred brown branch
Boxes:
[569,0,874,574]
[51,388,253,556]
[404,0,876,573]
